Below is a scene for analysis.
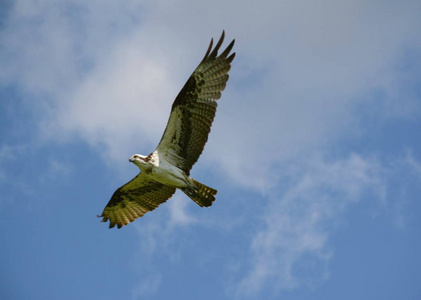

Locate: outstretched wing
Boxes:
[156,31,235,175]
[98,174,176,229]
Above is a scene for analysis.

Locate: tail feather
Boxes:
[181,178,217,207]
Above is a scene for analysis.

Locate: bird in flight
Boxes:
[98,31,235,228]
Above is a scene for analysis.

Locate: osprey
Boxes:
[98,31,235,228]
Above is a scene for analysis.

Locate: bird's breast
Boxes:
[150,161,188,188]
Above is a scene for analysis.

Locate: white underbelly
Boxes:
[150,163,188,188]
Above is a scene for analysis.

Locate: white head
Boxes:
[129,154,149,169]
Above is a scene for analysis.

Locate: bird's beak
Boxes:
[129,157,135,163]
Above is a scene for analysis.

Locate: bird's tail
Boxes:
[181,178,217,207]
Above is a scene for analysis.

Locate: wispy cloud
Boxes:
[234,154,386,296]
[233,150,421,296]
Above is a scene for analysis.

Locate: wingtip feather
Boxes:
[227,52,236,64]
[220,39,235,59]
[201,31,235,65]
[209,31,225,59]
[202,38,213,62]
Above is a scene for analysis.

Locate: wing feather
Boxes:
[157,31,235,174]
[98,174,176,229]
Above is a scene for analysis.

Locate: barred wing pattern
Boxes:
[157,31,235,175]
[99,174,176,228]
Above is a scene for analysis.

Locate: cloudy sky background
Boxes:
[1,0,420,299]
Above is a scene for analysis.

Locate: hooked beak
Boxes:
[129,157,135,163]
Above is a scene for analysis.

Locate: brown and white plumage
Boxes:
[157,32,235,174]
[98,31,235,229]
[99,176,176,229]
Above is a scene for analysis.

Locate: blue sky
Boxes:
[1,1,421,299]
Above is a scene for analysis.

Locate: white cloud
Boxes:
[234,154,386,296]
[50,35,178,162]
[167,195,197,226]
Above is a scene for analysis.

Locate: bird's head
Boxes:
[129,154,149,169]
